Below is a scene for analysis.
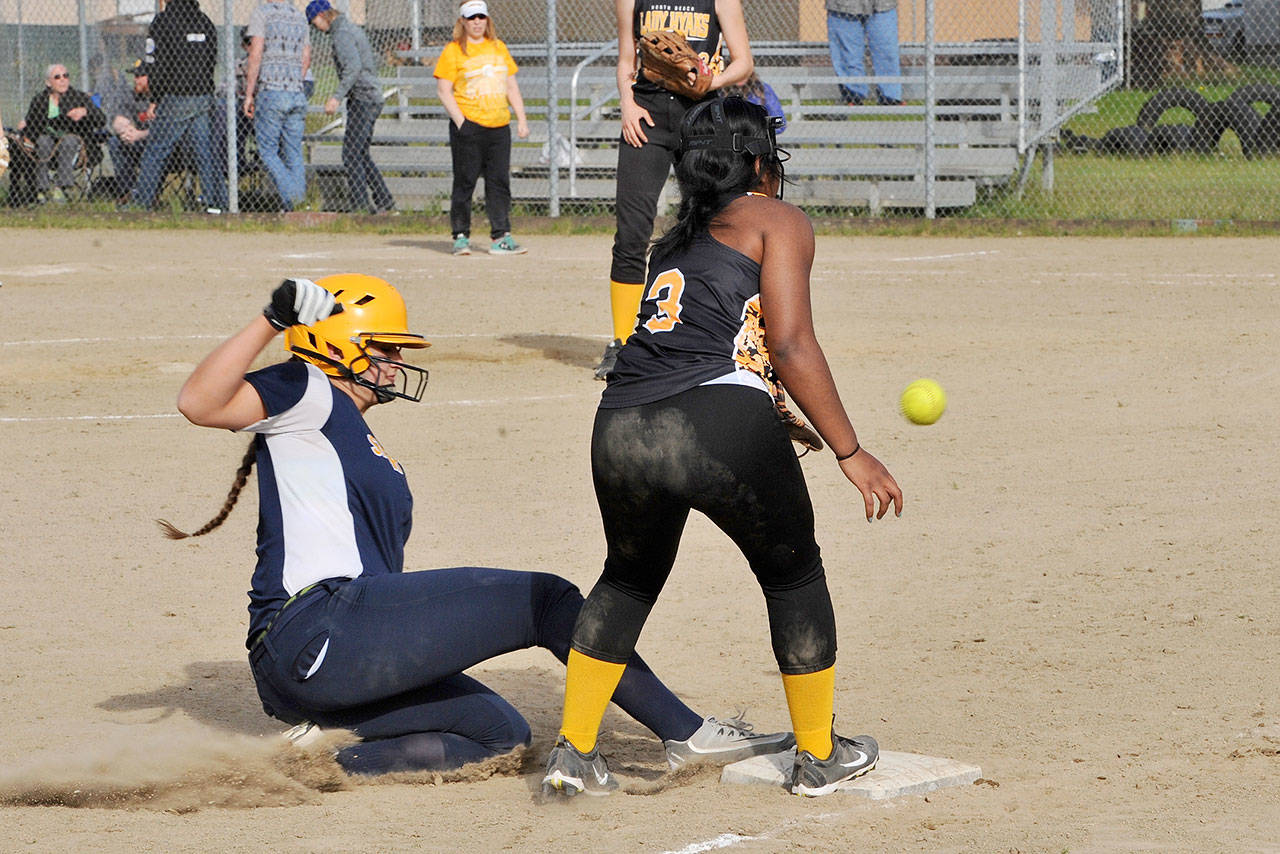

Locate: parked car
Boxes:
[1204,0,1246,54]
[1203,0,1280,54]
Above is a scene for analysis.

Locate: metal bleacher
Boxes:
[305,38,1113,215]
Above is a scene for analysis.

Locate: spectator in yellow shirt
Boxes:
[433,0,529,256]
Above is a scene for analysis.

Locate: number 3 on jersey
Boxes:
[643,268,686,334]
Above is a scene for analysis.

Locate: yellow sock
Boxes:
[559,649,627,754]
[781,666,835,760]
[609,280,645,343]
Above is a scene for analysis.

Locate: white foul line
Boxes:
[4,332,611,347]
[2,334,225,347]
[662,833,757,854]
[0,393,591,424]
[890,250,999,262]
[0,413,182,423]
[661,810,857,854]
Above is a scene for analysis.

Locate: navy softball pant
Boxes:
[249,567,700,775]
[574,384,839,675]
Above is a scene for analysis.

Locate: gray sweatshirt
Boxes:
[330,13,380,104]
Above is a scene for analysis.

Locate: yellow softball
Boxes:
[900,378,947,425]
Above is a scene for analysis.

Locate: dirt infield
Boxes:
[1,229,1277,852]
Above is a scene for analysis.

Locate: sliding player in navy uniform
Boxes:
[163,274,792,777]
[544,99,903,798]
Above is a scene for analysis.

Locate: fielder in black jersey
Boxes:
[163,273,792,778]
[545,98,905,799]
[594,0,755,380]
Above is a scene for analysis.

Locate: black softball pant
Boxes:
[574,384,838,675]
[448,119,511,239]
[610,90,692,284]
[249,567,701,774]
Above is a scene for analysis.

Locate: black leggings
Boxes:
[610,89,692,284]
[574,384,837,675]
[448,119,511,239]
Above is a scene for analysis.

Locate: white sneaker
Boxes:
[282,720,325,748]
[664,714,796,770]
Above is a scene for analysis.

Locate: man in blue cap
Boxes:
[306,0,394,214]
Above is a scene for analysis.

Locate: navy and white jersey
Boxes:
[601,231,774,409]
[240,360,413,645]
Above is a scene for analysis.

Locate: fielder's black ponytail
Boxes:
[156,438,256,539]
[651,96,785,262]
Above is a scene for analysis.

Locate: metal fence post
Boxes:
[924,0,935,219]
[1018,0,1027,156]
[76,0,88,91]
[1040,0,1058,191]
[225,0,238,213]
[411,0,421,54]
[17,0,26,106]
[547,0,559,218]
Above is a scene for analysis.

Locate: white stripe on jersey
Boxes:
[247,364,363,594]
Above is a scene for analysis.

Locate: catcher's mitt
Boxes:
[639,30,712,100]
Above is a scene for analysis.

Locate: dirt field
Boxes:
[1,228,1277,853]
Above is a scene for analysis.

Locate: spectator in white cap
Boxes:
[433,0,530,256]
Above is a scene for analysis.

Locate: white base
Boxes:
[720,749,981,800]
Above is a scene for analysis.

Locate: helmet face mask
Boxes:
[284,274,431,403]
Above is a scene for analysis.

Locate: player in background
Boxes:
[434,0,529,257]
[594,0,754,379]
[543,98,903,798]
[162,274,792,777]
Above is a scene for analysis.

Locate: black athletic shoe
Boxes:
[594,338,623,380]
[790,733,878,797]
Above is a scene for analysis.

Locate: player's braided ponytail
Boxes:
[156,438,256,539]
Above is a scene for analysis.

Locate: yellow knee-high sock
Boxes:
[781,666,836,760]
[559,649,627,754]
[609,280,645,343]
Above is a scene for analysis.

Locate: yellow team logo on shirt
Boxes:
[637,8,723,73]
[367,434,405,475]
[638,9,710,39]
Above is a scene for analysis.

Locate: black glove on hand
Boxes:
[263,278,341,330]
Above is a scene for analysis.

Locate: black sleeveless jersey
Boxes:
[601,231,772,409]
[632,0,724,99]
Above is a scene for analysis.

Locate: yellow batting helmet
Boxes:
[285,274,431,402]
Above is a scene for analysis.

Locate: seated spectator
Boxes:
[3,116,40,207]
[0,104,9,179]
[723,72,788,134]
[19,63,106,203]
[104,57,154,202]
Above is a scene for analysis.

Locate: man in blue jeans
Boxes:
[244,0,311,211]
[307,0,394,214]
[131,0,227,212]
[826,0,903,107]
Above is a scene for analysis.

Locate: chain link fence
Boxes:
[3,0,1279,221]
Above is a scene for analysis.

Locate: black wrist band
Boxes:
[835,443,860,462]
